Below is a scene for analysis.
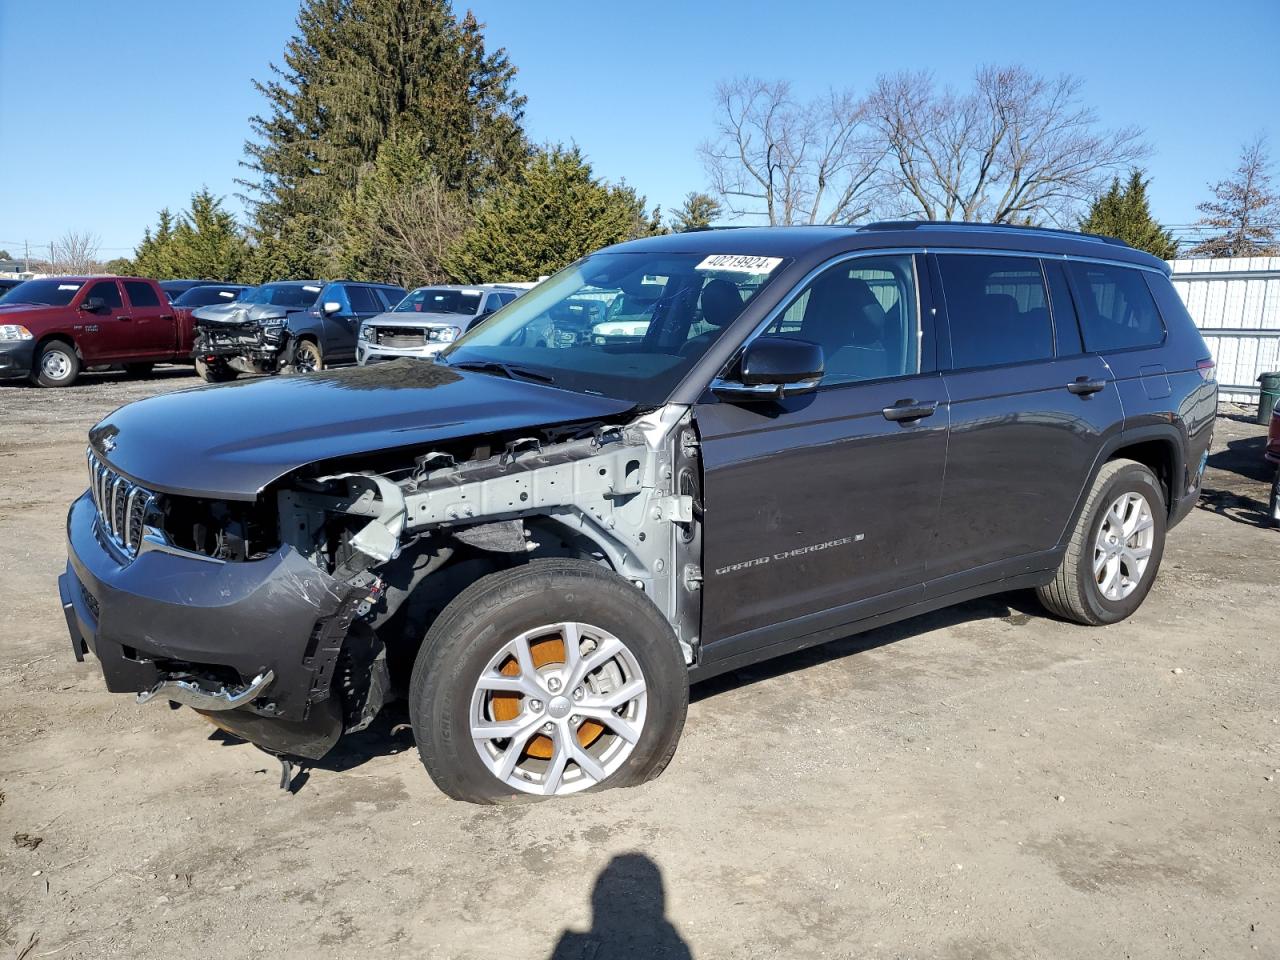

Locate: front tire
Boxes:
[194,358,237,383]
[1037,458,1166,625]
[33,341,80,387]
[289,339,324,373]
[409,559,688,803]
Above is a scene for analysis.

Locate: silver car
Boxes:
[357,284,525,365]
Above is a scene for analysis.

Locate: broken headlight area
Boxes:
[158,494,281,562]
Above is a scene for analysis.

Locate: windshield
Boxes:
[395,287,483,315]
[240,283,321,308]
[0,279,84,306]
[173,285,248,307]
[441,251,789,403]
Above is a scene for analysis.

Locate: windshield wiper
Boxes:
[447,358,556,385]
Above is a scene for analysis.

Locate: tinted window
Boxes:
[0,279,83,305]
[763,254,919,385]
[1068,262,1165,351]
[345,285,380,313]
[173,286,246,307]
[85,280,123,309]
[123,281,161,307]
[938,255,1052,368]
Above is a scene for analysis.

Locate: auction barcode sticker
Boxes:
[695,254,783,274]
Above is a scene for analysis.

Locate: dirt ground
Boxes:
[1,366,1277,960]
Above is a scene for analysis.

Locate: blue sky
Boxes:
[1,0,1277,258]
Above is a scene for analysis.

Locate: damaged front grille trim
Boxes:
[87,448,156,561]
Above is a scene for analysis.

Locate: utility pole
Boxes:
[49,242,55,275]
[23,240,29,274]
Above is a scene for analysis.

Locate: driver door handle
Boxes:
[1067,377,1106,395]
[882,399,938,422]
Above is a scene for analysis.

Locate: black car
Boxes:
[159,279,224,302]
[170,284,252,309]
[59,223,1217,802]
[285,280,407,371]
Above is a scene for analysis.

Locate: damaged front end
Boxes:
[61,403,703,761]
[192,312,290,376]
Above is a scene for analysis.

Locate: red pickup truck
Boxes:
[0,277,197,387]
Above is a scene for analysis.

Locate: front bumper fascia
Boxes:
[60,491,352,758]
[0,339,36,380]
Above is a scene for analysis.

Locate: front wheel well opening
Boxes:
[379,520,618,698]
[1108,439,1176,514]
[35,333,78,357]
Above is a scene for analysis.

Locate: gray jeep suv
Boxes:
[60,222,1216,802]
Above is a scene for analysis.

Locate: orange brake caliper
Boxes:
[488,632,605,759]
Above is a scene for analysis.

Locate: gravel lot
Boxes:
[1,366,1277,959]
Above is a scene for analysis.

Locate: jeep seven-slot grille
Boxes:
[86,448,155,560]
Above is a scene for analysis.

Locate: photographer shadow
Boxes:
[549,853,692,960]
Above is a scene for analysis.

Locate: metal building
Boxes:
[1170,256,1280,404]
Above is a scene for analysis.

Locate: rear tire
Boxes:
[194,358,237,383]
[1037,458,1166,625]
[33,341,80,387]
[1269,466,1279,527]
[409,559,688,803]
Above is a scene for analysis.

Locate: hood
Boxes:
[363,310,469,328]
[0,302,62,321]
[193,301,297,326]
[88,359,636,500]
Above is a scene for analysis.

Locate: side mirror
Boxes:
[712,337,823,401]
[80,296,105,313]
[322,301,342,315]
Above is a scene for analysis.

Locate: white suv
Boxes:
[357,284,526,365]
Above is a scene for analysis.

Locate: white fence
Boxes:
[1170,256,1280,404]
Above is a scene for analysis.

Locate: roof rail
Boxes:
[857,220,1130,248]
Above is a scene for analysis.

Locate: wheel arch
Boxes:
[34,331,79,357]
[1057,424,1185,549]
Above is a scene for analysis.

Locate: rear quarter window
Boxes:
[1067,262,1165,352]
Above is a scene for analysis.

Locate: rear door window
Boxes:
[123,281,161,308]
[1067,262,1165,352]
[937,255,1053,368]
[345,285,380,314]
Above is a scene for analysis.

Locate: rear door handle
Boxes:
[1067,377,1106,396]
[882,399,939,422]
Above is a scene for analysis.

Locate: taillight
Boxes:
[1197,358,1216,382]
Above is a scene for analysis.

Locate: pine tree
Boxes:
[131,209,178,279]
[444,146,662,282]
[131,193,250,280]
[670,192,723,232]
[242,0,527,277]
[1079,171,1178,260]
[1189,137,1280,258]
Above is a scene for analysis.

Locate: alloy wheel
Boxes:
[468,621,648,796]
[1093,491,1155,601]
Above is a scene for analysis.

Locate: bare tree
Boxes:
[378,176,469,286]
[868,66,1146,225]
[1189,136,1280,258]
[699,78,885,225]
[49,230,102,274]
